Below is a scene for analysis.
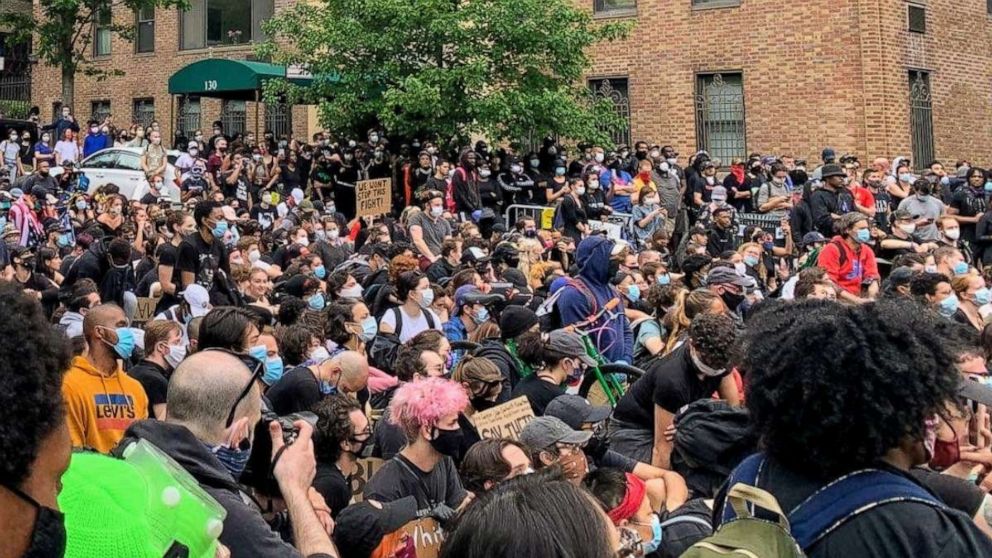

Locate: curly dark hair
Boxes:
[460,438,530,494]
[740,299,961,480]
[324,301,359,346]
[312,394,361,465]
[275,324,316,367]
[909,271,948,298]
[688,312,737,369]
[277,296,308,326]
[0,281,72,486]
[394,345,429,382]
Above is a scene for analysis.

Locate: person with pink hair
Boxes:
[363,377,471,523]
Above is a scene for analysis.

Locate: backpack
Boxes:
[670,400,758,498]
[368,307,436,372]
[655,499,713,558]
[682,453,947,558]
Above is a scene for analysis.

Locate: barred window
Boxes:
[593,0,636,15]
[221,100,246,136]
[132,98,155,129]
[908,70,934,169]
[588,78,631,148]
[90,100,111,125]
[694,73,746,164]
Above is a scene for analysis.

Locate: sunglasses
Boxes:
[199,348,264,427]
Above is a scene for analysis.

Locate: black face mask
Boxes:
[346,436,372,459]
[720,291,745,311]
[3,483,66,558]
[608,259,621,279]
[430,427,464,457]
[471,396,498,412]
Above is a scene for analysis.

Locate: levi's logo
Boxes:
[93,393,137,430]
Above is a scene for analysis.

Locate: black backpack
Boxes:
[670,399,758,498]
[368,307,437,373]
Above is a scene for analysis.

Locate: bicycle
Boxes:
[564,297,646,407]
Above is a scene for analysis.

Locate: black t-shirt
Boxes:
[910,467,985,517]
[313,462,351,518]
[370,407,407,461]
[511,374,565,416]
[176,233,227,294]
[128,360,168,409]
[364,453,467,514]
[951,187,988,243]
[140,192,159,206]
[871,188,893,232]
[715,458,992,558]
[265,365,321,415]
[612,344,723,430]
[250,204,277,231]
[155,243,181,308]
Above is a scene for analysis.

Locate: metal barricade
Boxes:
[736,212,787,240]
[504,203,634,241]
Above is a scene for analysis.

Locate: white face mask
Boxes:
[297,236,310,247]
[588,180,600,190]
[945,228,961,241]
[575,186,586,196]
[339,284,364,299]
[327,228,340,240]
[430,205,444,218]
[248,249,261,263]
[594,153,605,163]
[690,347,726,377]
[898,223,916,235]
[165,344,187,369]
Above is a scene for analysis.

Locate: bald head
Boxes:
[872,157,889,172]
[82,303,127,340]
[167,350,261,442]
[326,350,369,395]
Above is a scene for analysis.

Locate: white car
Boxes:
[77,147,181,203]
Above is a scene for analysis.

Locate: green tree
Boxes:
[259,0,631,147]
[0,0,187,113]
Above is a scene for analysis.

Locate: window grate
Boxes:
[176,96,202,139]
[588,78,631,148]
[90,100,111,125]
[132,98,155,129]
[265,103,293,140]
[593,0,636,14]
[694,73,746,164]
[221,100,246,136]
[909,70,934,169]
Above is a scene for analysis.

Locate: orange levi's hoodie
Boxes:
[62,355,149,453]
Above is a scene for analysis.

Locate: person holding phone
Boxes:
[897,178,945,242]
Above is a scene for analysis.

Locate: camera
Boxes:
[265,410,318,446]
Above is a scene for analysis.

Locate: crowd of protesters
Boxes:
[6,109,992,557]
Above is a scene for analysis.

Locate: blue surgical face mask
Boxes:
[855,228,871,244]
[626,284,640,302]
[105,327,136,360]
[657,273,671,286]
[359,316,378,342]
[975,288,992,306]
[320,380,338,396]
[419,288,435,309]
[263,356,285,385]
[954,261,969,276]
[985,182,992,193]
[939,293,960,317]
[899,173,915,184]
[57,233,73,248]
[640,514,663,554]
[212,220,229,239]
[308,292,326,310]
[555,167,566,176]
[472,306,490,325]
[743,255,760,267]
[313,264,327,280]
[248,344,267,363]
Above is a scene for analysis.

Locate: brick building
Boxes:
[27,0,992,168]
[30,0,317,145]
[585,0,992,168]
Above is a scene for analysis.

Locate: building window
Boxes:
[132,98,155,129]
[588,78,631,148]
[691,0,741,9]
[90,100,111,125]
[221,100,246,136]
[593,0,636,15]
[908,4,926,33]
[988,0,992,16]
[136,7,155,53]
[94,8,112,56]
[265,102,293,139]
[177,96,202,139]
[180,0,275,50]
[694,72,746,164]
[909,70,934,169]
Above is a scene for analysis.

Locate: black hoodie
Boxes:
[118,420,303,558]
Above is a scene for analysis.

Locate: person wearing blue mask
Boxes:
[910,272,957,320]
[266,349,369,416]
[177,200,229,302]
[63,303,149,453]
[817,212,880,304]
[254,332,285,388]
[444,285,497,368]
[949,274,989,331]
[585,469,666,558]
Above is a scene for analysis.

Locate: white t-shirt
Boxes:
[379,305,442,343]
[54,140,79,164]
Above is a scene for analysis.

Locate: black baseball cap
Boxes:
[545,394,611,431]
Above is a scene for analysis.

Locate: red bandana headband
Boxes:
[607,473,646,524]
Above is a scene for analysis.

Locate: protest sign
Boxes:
[348,457,384,504]
[588,219,623,240]
[134,297,159,323]
[541,207,555,230]
[356,178,392,218]
[400,518,444,558]
[469,396,535,441]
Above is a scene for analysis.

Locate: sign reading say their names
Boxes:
[469,396,535,441]
[356,178,392,218]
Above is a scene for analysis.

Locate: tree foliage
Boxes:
[259,0,631,147]
[0,0,187,109]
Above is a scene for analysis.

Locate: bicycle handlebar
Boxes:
[598,363,645,380]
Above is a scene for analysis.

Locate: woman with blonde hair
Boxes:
[661,288,724,355]
[736,242,770,292]
[951,273,988,331]
[516,237,544,279]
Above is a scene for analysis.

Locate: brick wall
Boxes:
[584,0,992,166]
[31,1,313,143]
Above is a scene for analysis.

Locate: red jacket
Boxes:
[817,236,879,295]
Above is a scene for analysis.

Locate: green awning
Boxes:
[167,59,317,100]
